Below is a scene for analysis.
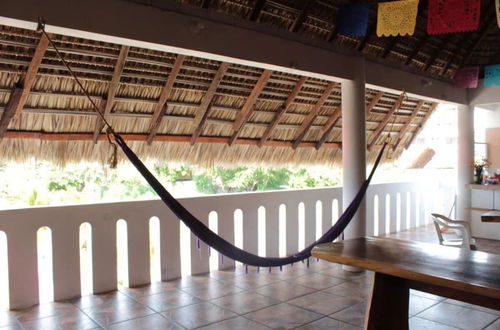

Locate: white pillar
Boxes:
[457,104,474,220]
[342,61,366,241]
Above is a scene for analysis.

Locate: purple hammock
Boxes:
[114,133,387,268]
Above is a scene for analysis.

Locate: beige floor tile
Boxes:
[162,302,236,329]
[244,303,322,329]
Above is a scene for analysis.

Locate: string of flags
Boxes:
[337,0,500,88]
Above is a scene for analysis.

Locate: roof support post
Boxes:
[341,59,366,258]
[457,104,474,221]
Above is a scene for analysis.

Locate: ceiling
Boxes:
[0,24,437,166]
[150,0,500,81]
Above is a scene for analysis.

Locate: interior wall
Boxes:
[486,128,500,172]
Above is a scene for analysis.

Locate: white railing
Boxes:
[0,182,434,309]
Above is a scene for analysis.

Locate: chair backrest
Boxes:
[430,213,472,248]
[431,214,445,244]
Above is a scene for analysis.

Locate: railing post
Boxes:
[160,208,181,281]
[286,201,299,255]
[216,207,235,270]
[7,228,39,309]
[242,206,258,255]
[127,217,150,287]
[265,204,279,257]
[52,222,81,301]
[92,216,117,294]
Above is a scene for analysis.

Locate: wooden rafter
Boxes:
[366,91,384,115]
[289,0,315,33]
[93,46,129,143]
[292,81,337,149]
[191,62,229,145]
[391,100,424,151]
[146,54,185,145]
[405,102,438,149]
[0,87,23,139]
[315,106,341,150]
[258,76,306,147]
[228,69,273,146]
[367,94,405,151]
[405,35,430,65]
[3,130,345,149]
[249,0,266,21]
[424,34,453,72]
[0,33,49,138]
[382,37,399,59]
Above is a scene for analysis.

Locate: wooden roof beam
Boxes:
[0,33,49,139]
[191,62,229,145]
[3,130,345,149]
[316,106,341,150]
[292,81,337,149]
[228,69,273,146]
[424,34,453,72]
[258,76,306,147]
[146,54,185,145]
[93,45,129,143]
[405,35,430,65]
[367,94,404,151]
[382,37,400,59]
[289,0,315,33]
[405,102,438,149]
[249,0,266,21]
[0,87,23,139]
[366,91,384,115]
[391,100,425,151]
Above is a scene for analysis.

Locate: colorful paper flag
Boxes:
[337,4,371,37]
[377,0,419,37]
[453,67,480,88]
[496,0,500,29]
[485,64,500,86]
[427,0,480,34]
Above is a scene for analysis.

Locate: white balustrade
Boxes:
[0,182,436,310]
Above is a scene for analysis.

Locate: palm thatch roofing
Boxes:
[0,24,437,167]
[159,0,500,80]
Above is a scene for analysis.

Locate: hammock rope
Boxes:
[114,134,387,267]
[36,19,390,267]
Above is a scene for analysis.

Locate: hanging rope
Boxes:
[37,18,118,167]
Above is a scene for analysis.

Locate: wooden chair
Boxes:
[431,213,476,249]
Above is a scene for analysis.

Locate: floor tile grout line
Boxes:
[481,316,500,330]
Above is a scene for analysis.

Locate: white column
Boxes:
[457,104,474,220]
[342,61,366,241]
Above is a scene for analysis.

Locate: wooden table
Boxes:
[311,237,500,330]
[482,211,500,222]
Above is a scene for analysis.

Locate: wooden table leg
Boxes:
[365,272,409,330]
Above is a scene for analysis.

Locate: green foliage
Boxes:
[120,178,154,199]
[154,165,191,185]
[194,166,339,194]
[48,169,90,192]
[28,189,38,206]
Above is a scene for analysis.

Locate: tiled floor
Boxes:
[1,225,499,329]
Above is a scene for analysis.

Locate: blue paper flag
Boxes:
[337,3,371,37]
[484,64,500,87]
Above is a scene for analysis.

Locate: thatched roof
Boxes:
[160,0,500,80]
[0,24,437,167]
